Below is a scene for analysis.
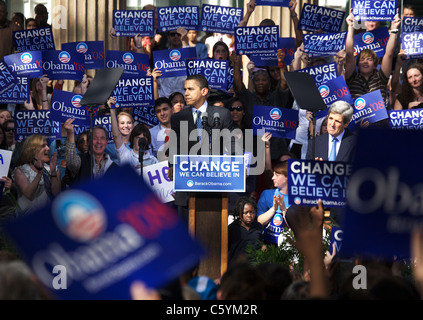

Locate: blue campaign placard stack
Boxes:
[62,41,105,70]
[4,51,43,78]
[157,6,200,32]
[200,4,243,34]
[2,165,205,300]
[295,62,338,87]
[13,26,55,52]
[112,10,155,37]
[402,17,423,33]
[252,105,299,139]
[341,128,423,260]
[287,159,352,208]
[173,155,246,192]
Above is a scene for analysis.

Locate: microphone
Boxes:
[138,137,147,164]
[201,111,208,127]
[213,113,220,128]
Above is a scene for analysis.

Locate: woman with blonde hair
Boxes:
[12,135,60,213]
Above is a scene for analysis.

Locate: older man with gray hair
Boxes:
[306,100,356,163]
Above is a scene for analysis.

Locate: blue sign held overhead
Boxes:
[112,10,155,37]
[153,47,197,78]
[49,90,91,127]
[1,165,205,300]
[402,17,423,33]
[288,159,352,208]
[4,51,43,78]
[111,77,155,109]
[200,4,243,34]
[402,32,423,59]
[235,26,279,56]
[298,3,345,33]
[296,62,338,87]
[42,50,85,81]
[0,76,29,104]
[0,60,18,95]
[13,26,55,52]
[389,108,423,130]
[249,37,295,67]
[14,110,62,142]
[106,51,150,79]
[157,6,200,32]
[354,27,390,58]
[352,0,397,21]
[317,76,354,107]
[62,41,105,70]
[303,31,347,58]
[132,106,159,128]
[173,155,246,192]
[252,105,298,139]
[187,59,228,91]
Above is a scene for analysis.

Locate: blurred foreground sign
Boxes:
[2,165,204,300]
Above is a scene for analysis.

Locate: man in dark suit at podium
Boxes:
[306,101,356,163]
[168,74,240,220]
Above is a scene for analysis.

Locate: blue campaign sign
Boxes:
[389,108,423,130]
[402,32,423,59]
[77,115,113,144]
[13,26,55,52]
[157,6,199,32]
[112,10,155,37]
[62,41,105,70]
[132,106,159,128]
[252,105,299,139]
[249,37,295,67]
[111,77,155,108]
[49,90,91,127]
[353,27,389,58]
[153,47,196,78]
[106,51,149,79]
[42,50,85,81]
[200,4,243,34]
[187,59,228,90]
[173,155,246,192]
[303,31,347,58]
[0,76,29,104]
[255,0,290,6]
[0,60,18,95]
[296,62,338,87]
[348,90,388,132]
[288,159,352,208]
[235,26,279,56]
[341,127,423,259]
[318,76,354,107]
[352,0,397,21]
[4,51,43,78]
[298,3,345,33]
[1,165,205,300]
[402,17,423,33]
[14,110,61,142]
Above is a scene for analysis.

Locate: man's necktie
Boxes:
[196,109,202,142]
[329,137,338,161]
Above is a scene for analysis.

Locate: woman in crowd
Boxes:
[393,63,423,110]
[169,92,185,114]
[12,135,60,214]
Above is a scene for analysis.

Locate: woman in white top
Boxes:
[12,134,61,214]
[109,97,158,174]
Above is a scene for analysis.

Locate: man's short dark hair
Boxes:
[186,74,209,90]
[154,97,172,112]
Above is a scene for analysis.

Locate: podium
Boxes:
[188,192,229,280]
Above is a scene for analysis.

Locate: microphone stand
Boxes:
[139,139,146,177]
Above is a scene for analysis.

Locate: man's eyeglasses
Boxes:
[169,32,181,37]
[229,106,244,112]
[5,128,14,132]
